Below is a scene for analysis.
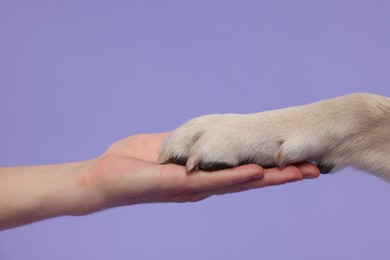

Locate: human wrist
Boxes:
[65,159,108,216]
[21,159,105,219]
[0,160,104,230]
[29,160,101,218]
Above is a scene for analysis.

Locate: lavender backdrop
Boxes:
[1,1,390,259]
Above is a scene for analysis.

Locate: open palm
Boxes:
[88,132,320,209]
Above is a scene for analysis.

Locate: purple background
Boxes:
[1,1,390,259]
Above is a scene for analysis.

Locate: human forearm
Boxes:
[0,160,99,230]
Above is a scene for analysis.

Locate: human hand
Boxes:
[0,132,320,230]
[83,133,320,211]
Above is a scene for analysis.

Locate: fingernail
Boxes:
[251,173,263,179]
[303,173,317,179]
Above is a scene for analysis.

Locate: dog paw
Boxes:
[157,112,334,173]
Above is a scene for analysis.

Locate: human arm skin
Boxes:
[0,132,320,230]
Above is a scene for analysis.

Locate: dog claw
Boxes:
[197,161,233,171]
[316,161,335,174]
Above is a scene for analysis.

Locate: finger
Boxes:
[191,164,314,197]
[181,164,265,192]
[295,161,321,179]
[165,163,320,203]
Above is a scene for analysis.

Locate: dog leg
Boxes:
[158,93,390,181]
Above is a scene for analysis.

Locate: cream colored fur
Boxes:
[158,93,390,181]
